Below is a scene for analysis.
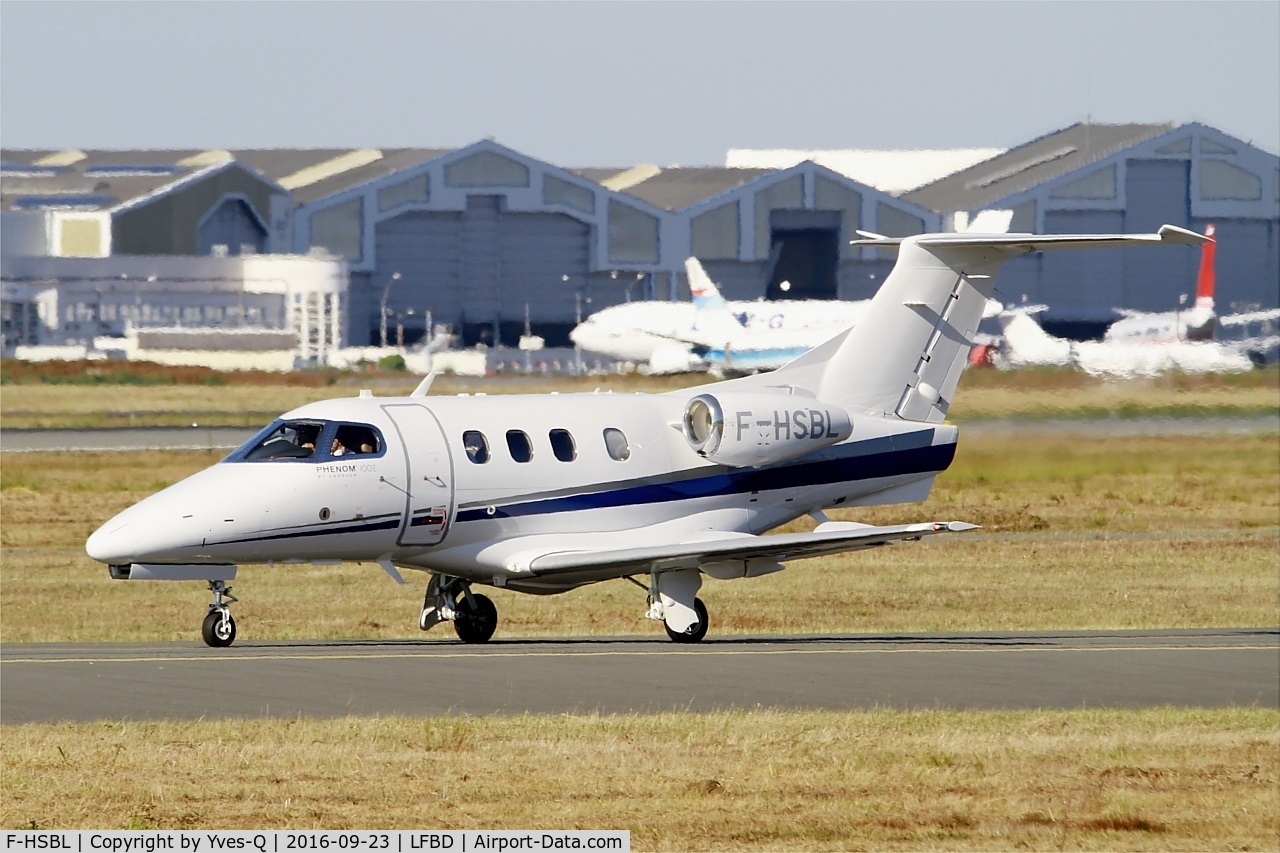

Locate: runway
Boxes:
[2,629,1275,723]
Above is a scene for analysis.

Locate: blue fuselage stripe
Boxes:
[456,440,955,523]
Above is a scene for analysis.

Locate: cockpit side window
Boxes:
[229,420,386,463]
[240,421,324,461]
[331,424,381,457]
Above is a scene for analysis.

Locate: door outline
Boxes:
[382,403,455,546]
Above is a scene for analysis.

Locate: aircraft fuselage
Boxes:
[87,390,957,592]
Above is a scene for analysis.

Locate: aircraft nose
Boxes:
[85,496,210,565]
[86,518,128,563]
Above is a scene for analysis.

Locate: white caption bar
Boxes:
[2,832,629,853]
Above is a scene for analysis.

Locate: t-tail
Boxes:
[722,225,1208,422]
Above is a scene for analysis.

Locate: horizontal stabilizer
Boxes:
[524,520,978,577]
[1219,308,1280,327]
[720,224,1208,422]
[850,224,1208,251]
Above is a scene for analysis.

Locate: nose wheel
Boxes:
[201,580,238,647]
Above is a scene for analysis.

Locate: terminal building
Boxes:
[3,121,1276,360]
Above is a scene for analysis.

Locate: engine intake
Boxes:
[682,392,852,468]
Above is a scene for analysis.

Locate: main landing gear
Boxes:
[634,568,710,643]
[201,580,238,647]
[415,569,711,644]
[419,574,498,643]
[664,598,709,643]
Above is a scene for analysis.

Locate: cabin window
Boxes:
[506,430,533,463]
[603,428,631,461]
[549,429,576,462]
[463,430,490,464]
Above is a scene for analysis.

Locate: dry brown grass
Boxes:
[1,432,1276,643]
[2,365,1277,428]
[2,708,1276,850]
[3,372,1278,849]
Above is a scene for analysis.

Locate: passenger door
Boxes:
[382,403,454,546]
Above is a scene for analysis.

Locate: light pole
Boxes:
[380,271,401,348]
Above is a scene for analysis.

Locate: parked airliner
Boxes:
[1104,223,1218,345]
[569,266,868,374]
[993,224,1262,375]
[86,225,1206,646]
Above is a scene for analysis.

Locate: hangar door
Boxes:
[765,212,840,301]
[374,197,590,347]
[1041,209,1125,325]
[1124,160,1194,312]
[374,211,464,346]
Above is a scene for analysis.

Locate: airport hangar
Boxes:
[2,121,1276,355]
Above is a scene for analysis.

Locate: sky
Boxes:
[2,0,1277,166]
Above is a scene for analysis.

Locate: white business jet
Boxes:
[86,225,1206,646]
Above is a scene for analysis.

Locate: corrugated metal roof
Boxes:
[0,147,454,212]
[603,167,776,211]
[286,148,453,205]
[903,122,1175,213]
[571,167,629,185]
[1,150,195,212]
[725,148,1005,195]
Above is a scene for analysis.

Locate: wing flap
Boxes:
[525,520,978,577]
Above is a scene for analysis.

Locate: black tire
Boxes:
[454,593,498,643]
[665,598,709,643]
[201,610,236,647]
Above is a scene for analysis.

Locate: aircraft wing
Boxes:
[523,520,978,577]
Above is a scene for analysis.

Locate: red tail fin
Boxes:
[1195,223,1216,306]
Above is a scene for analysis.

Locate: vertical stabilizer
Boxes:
[1195,223,1216,309]
[717,226,1207,422]
[685,257,746,341]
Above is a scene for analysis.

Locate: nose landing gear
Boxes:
[201,580,238,647]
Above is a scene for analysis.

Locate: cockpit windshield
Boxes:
[226,419,385,463]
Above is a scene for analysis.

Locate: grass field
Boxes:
[2,433,1276,642]
[2,365,1278,846]
[1,362,1277,428]
[2,708,1276,848]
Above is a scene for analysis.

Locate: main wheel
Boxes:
[665,598,709,643]
[453,593,498,643]
[201,609,236,647]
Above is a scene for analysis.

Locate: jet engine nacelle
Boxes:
[682,392,853,468]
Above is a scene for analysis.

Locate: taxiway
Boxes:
[2,629,1274,723]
